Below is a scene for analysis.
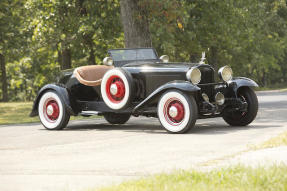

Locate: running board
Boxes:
[80,111,100,116]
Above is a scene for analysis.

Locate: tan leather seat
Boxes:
[74,65,114,86]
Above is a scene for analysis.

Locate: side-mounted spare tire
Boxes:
[101,68,134,110]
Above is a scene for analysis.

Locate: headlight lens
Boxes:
[186,67,201,84]
[218,66,233,82]
[215,92,225,105]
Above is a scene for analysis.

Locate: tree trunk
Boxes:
[89,47,96,65]
[262,70,267,87]
[0,54,8,102]
[76,0,94,65]
[119,0,152,48]
[61,48,72,70]
[82,34,96,65]
[58,50,63,69]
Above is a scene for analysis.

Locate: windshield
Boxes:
[109,48,158,62]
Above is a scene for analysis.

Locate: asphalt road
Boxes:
[0,90,286,191]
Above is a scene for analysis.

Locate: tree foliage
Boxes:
[0,0,287,101]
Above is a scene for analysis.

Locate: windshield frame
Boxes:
[108,48,159,66]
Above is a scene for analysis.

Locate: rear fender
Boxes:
[229,77,258,94]
[133,80,200,112]
[30,84,76,117]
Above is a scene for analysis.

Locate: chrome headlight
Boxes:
[186,67,201,85]
[215,92,225,105]
[218,66,233,82]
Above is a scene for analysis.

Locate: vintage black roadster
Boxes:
[30,48,258,133]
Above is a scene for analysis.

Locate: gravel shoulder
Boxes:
[229,146,287,167]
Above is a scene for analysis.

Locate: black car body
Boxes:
[31,48,258,133]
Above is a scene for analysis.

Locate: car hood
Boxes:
[123,62,200,72]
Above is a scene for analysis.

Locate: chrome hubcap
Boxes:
[110,84,118,96]
[169,106,178,118]
[46,105,54,116]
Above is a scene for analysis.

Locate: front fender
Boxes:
[229,77,258,93]
[30,84,76,117]
[133,80,200,112]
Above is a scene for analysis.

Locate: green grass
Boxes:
[258,87,287,92]
[0,102,99,125]
[0,102,39,124]
[93,131,287,191]
[94,165,287,191]
[257,83,287,91]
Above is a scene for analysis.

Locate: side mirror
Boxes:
[103,57,113,66]
[160,55,169,63]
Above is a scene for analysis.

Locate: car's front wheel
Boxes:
[157,90,198,133]
[38,91,70,130]
[223,87,258,126]
[103,113,131,124]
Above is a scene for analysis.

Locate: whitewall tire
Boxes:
[101,68,133,110]
[157,90,198,133]
[38,91,70,130]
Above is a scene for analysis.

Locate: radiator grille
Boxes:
[198,65,215,100]
[199,66,214,84]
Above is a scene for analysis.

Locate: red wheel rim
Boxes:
[163,98,185,126]
[44,99,60,122]
[105,75,126,103]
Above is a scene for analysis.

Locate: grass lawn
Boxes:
[0,102,39,124]
[258,88,287,92]
[95,165,287,191]
[94,130,287,191]
[256,82,287,91]
[0,102,99,125]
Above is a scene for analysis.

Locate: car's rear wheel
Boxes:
[223,87,258,126]
[103,113,131,124]
[157,90,198,133]
[38,91,70,130]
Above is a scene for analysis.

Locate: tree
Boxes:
[26,0,80,70]
[0,0,27,101]
[146,0,287,86]
[1,0,286,102]
[0,54,7,101]
[119,0,152,48]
